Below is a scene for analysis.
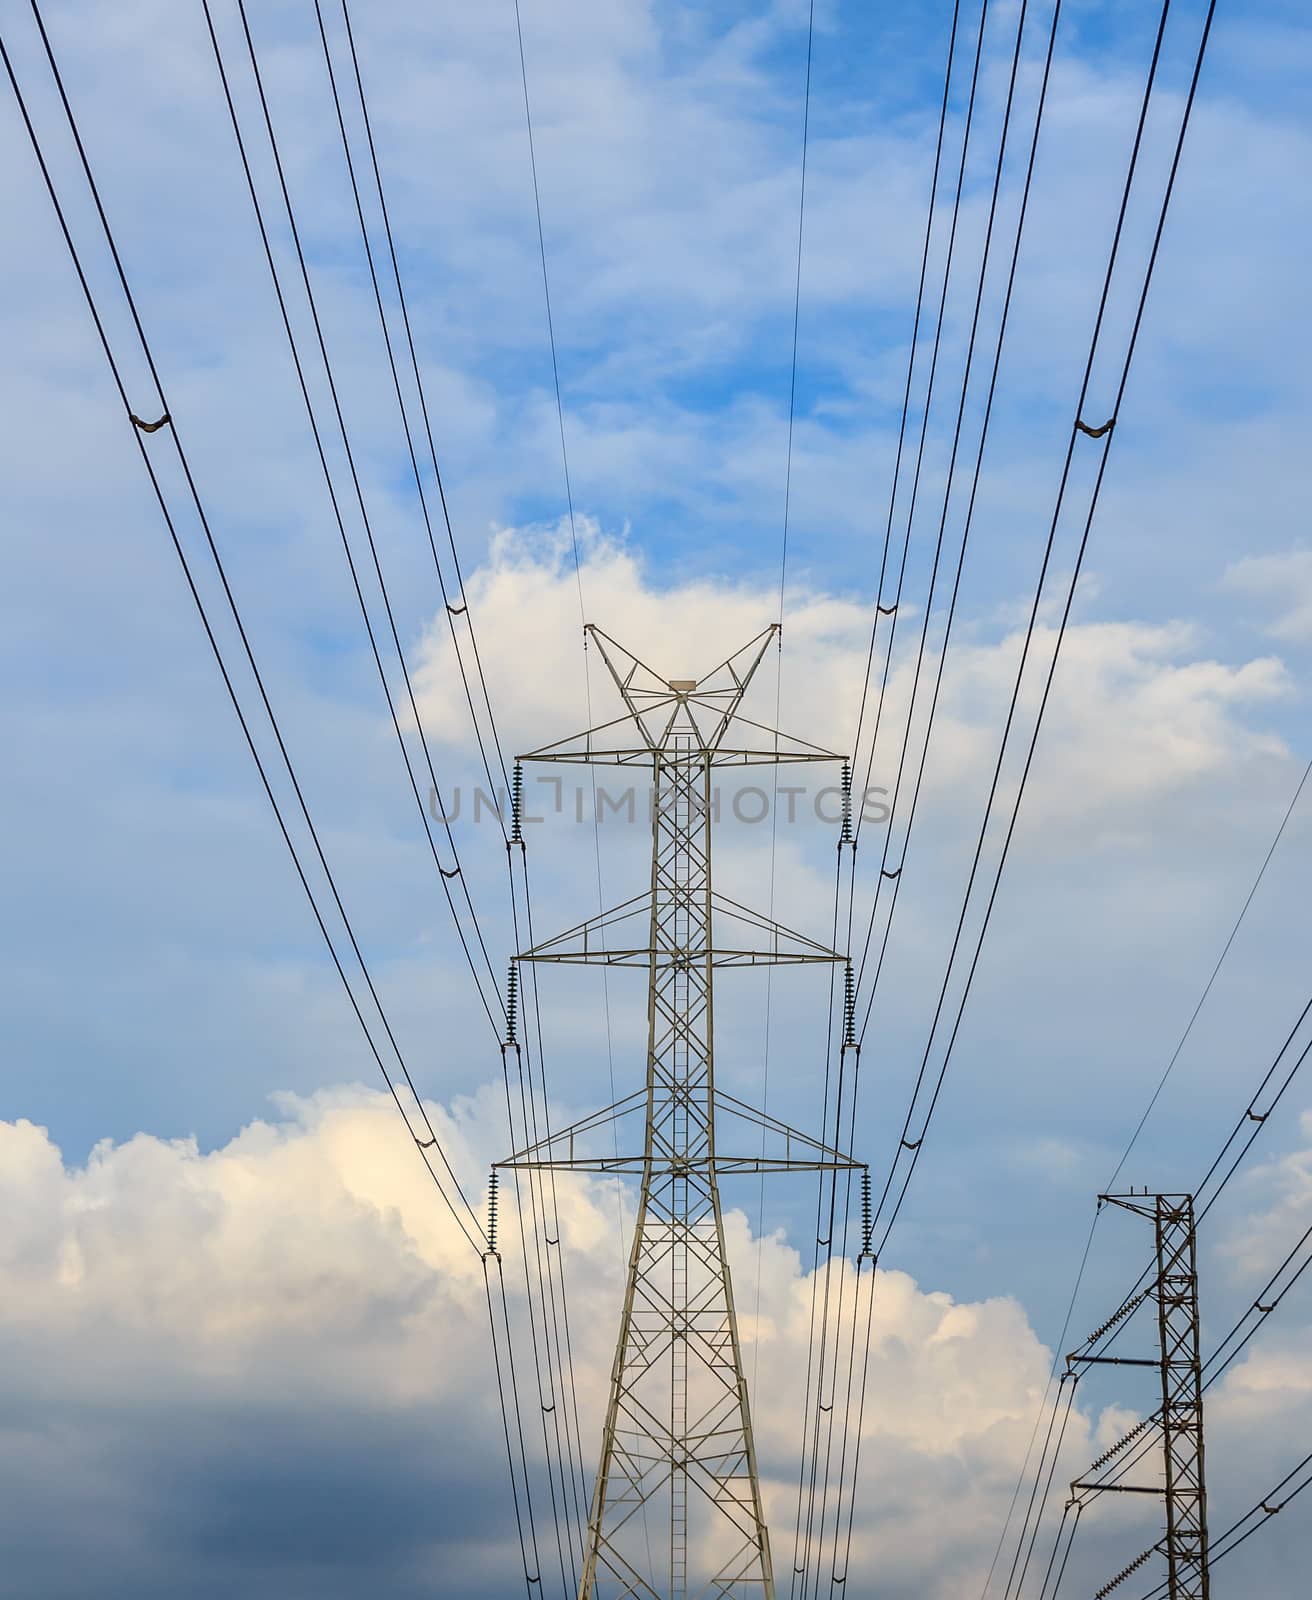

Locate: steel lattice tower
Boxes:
[1071,1192,1210,1600]
[500,625,861,1600]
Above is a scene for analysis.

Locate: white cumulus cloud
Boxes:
[0,1088,1104,1599]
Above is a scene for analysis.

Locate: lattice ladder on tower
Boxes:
[499,624,864,1599]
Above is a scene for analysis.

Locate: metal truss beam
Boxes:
[518,888,845,969]
[505,626,854,1600]
[1069,1192,1211,1600]
[498,1085,862,1177]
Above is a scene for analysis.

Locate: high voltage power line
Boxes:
[982,751,1311,1598]
[507,1,680,1585]
[791,0,1220,1582]
[810,35,1233,1571]
[996,980,1312,1598]
[865,0,1197,1252]
[203,6,589,1583]
[785,0,1264,1593]
[323,0,600,1580]
[793,1,1013,1584]
[1035,1182,1312,1599]
[5,0,1305,1595]
[1133,1447,1312,1598]
[1,4,488,1258]
[0,45,568,1582]
[204,0,508,1031]
[2,1,576,1588]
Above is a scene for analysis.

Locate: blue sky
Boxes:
[2,0,1312,1595]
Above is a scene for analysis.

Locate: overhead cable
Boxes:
[1,6,486,1256]
[318,4,592,1573]
[982,751,1311,1592]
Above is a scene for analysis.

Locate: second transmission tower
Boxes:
[1070,1191,1211,1600]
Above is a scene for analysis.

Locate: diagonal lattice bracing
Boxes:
[498,628,861,1599]
[1153,1196,1209,1599]
[1069,1192,1210,1600]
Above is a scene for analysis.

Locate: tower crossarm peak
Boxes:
[517,624,845,766]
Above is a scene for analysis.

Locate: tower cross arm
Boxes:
[511,623,844,764]
[495,1087,863,1177]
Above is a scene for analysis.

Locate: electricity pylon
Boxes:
[1070,1192,1210,1600]
[500,624,862,1600]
